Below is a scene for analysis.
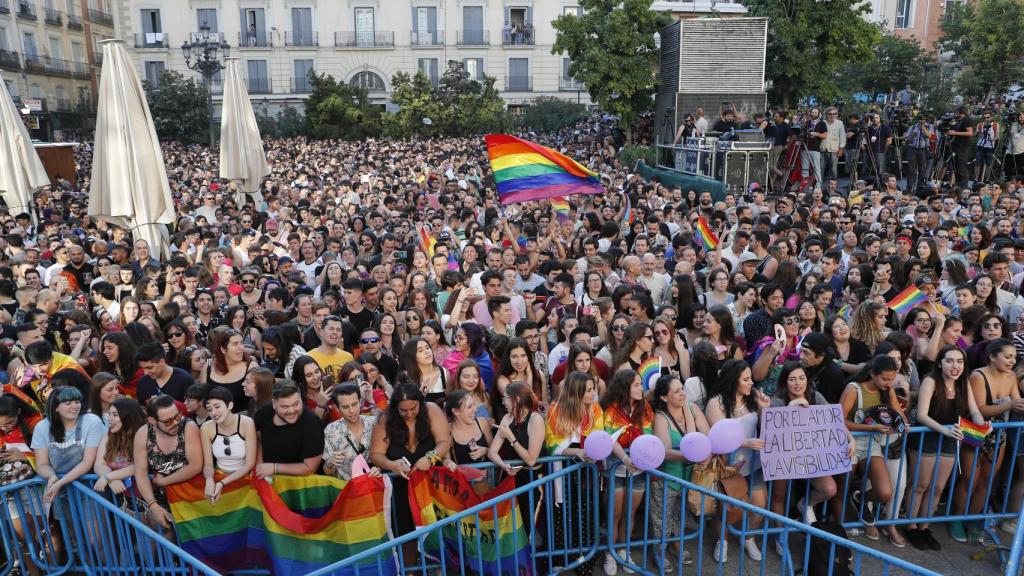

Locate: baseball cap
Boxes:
[277,256,294,266]
[914,275,937,288]
[739,252,759,265]
[801,332,831,356]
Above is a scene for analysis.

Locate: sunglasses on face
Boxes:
[360,337,381,344]
[782,317,799,326]
[168,331,184,338]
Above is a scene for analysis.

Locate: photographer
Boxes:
[866,114,893,187]
[904,115,934,196]
[947,106,974,187]
[801,107,827,186]
[1006,111,1024,178]
[845,114,863,183]
[974,111,999,182]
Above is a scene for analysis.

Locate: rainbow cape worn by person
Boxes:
[695,216,719,252]
[959,417,992,449]
[167,473,396,575]
[417,225,436,257]
[409,466,533,575]
[638,356,661,391]
[603,402,654,448]
[485,134,602,205]
[886,284,928,314]
[551,196,570,221]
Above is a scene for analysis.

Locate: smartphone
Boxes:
[393,250,408,260]
[582,305,594,316]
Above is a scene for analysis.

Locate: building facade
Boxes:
[0,0,111,140]
[864,0,965,53]
[115,0,745,117]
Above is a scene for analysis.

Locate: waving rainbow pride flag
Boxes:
[485,134,602,205]
[167,474,396,575]
[409,466,533,575]
[695,216,719,252]
[886,284,927,315]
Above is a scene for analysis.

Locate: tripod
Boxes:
[931,133,957,187]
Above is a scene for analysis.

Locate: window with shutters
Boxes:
[412,7,439,45]
[417,58,439,86]
[895,0,914,28]
[463,58,483,81]
[197,8,217,31]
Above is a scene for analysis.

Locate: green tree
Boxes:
[143,70,210,144]
[274,105,311,138]
[518,97,588,132]
[551,0,670,142]
[745,0,881,108]
[383,71,446,137]
[940,0,1024,99]
[384,61,506,137]
[304,71,381,139]
[836,33,929,99]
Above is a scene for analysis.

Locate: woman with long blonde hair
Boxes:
[850,301,889,354]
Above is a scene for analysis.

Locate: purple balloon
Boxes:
[630,434,666,471]
[709,418,746,455]
[679,432,712,463]
[584,430,614,461]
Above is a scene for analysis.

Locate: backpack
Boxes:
[807,520,852,576]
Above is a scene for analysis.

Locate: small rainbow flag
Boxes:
[551,196,570,221]
[695,216,719,252]
[623,194,635,225]
[959,417,992,449]
[638,356,661,391]
[485,134,602,205]
[886,284,928,314]
[418,225,436,257]
[410,467,532,575]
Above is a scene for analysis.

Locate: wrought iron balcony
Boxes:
[410,30,444,46]
[334,31,394,48]
[457,30,489,46]
[88,7,113,26]
[505,76,532,91]
[237,30,271,48]
[44,7,62,26]
[134,32,169,49]
[285,31,317,47]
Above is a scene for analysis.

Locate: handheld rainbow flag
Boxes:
[638,356,661,391]
[886,284,928,314]
[167,474,396,575]
[623,194,635,225]
[485,134,602,205]
[695,216,719,252]
[410,467,533,576]
[417,225,436,257]
[551,196,571,221]
[958,417,992,449]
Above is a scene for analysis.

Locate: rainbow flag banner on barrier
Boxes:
[409,466,533,575]
[167,473,396,575]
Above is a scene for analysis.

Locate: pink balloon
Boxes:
[709,418,745,455]
[679,432,712,463]
[584,430,614,461]
[630,434,666,471]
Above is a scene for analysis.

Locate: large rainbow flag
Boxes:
[409,467,533,575]
[485,134,602,205]
[167,474,396,575]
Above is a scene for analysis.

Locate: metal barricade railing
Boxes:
[308,456,600,576]
[0,477,74,575]
[607,462,944,576]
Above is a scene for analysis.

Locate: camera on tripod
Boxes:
[935,112,957,133]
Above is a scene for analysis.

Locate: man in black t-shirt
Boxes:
[801,108,828,186]
[947,106,975,187]
[136,343,194,405]
[711,109,738,133]
[254,381,325,477]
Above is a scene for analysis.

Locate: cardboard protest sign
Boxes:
[759,404,852,481]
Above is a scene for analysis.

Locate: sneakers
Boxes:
[851,490,875,526]
[621,551,635,575]
[919,528,942,551]
[906,529,928,551]
[1001,519,1018,535]
[680,550,693,565]
[797,498,817,524]
[603,552,618,576]
[949,521,967,543]
[744,538,762,561]
[714,539,728,563]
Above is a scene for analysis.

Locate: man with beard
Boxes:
[64,244,93,290]
[229,268,267,323]
[254,381,325,477]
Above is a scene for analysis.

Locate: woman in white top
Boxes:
[200,386,256,505]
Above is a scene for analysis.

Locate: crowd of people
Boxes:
[0,106,1023,575]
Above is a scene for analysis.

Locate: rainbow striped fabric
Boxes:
[551,196,570,221]
[638,356,661,391]
[409,467,532,575]
[418,225,436,257]
[167,474,396,575]
[886,285,928,314]
[695,216,719,252]
[623,194,635,224]
[485,134,602,205]
[959,417,992,448]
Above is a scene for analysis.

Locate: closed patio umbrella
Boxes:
[219,58,268,208]
[0,72,49,219]
[88,40,175,260]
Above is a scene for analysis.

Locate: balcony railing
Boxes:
[457,30,489,46]
[410,30,444,46]
[502,27,535,46]
[334,31,395,48]
[505,76,532,91]
[134,33,169,49]
[71,60,89,78]
[0,50,21,70]
[24,55,46,73]
[560,76,584,91]
[285,31,318,47]
[67,12,82,29]
[94,50,103,65]
[0,0,9,14]
[88,7,113,27]
[291,76,311,94]
[17,2,36,20]
[54,98,72,112]
[237,31,271,48]
[247,77,271,94]
[190,31,223,43]
[44,7,62,25]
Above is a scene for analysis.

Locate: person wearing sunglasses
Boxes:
[199,386,256,505]
[749,308,803,397]
[357,327,399,383]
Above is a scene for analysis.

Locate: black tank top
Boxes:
[451,418,489,465]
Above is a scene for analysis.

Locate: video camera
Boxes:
[935,112,957,133]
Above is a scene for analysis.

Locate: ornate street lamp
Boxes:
[181,24,230,148]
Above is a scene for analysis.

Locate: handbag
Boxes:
[686,456,750,524]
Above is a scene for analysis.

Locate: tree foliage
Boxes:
[551,0,670,141]
[516,97,588,133]
[940,0,1024,99]
[383,61,505,137]
[304,71,381,139]
[143,70,210,144]
[835,34,928,99]
[745,0,881,108]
